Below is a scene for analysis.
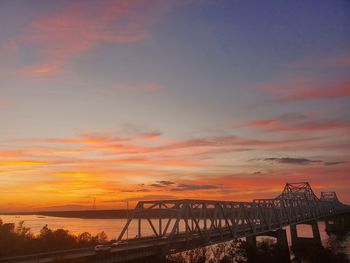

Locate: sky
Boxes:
[0,0,349,212]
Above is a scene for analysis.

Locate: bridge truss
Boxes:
[118,182,349,244]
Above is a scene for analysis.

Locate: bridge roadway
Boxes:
[1,182,350,263]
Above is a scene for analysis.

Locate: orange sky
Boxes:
[0,1,349,211]
[1,130,349,211]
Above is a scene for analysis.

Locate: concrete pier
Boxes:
[290,220,322,263]
[290,220,322,248]
[325,214,350,234]
[246,229,291,263]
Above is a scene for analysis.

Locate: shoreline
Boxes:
[0,210,128,219]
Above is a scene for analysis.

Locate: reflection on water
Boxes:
[1,215,349,258]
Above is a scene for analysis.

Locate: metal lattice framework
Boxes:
[117,182,350,244]
[320,191,340,203]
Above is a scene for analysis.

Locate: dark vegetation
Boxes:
[167,240,247,263]
[0,218,107,257]
[167,238,350,263]
[292,243,349,263]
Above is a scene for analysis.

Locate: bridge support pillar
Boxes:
[246,235,257,249]
[325,215,350,234]
[291,220,322,263]
[290,220,322,248]
[246,229,290,263]
[325,217,336,233]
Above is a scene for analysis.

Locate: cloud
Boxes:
[261,79,350,103]
[324,161,347,166]
[157,180,175,186]
[141,82,163,93]
[149,183,166,188]
[2,128,349,208]
[148,180,175,188]
[278,84,350,102]
[119,188,150,193]
[244,113,350,133]
[23,65,61,77]
[23,132,316,157]
[260,157,347,167]
[125,194,176,201]
[171,184,221,191]
[263,157,322,165]
[21,0,171,74]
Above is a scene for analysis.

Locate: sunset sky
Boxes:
[0,0,349,212]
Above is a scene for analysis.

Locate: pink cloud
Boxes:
[260,78,350,103]
[22,0,171,74]
[3,129,350,208]
[279,83,350,102]
[141,82,163,92]
[246,118,350,133]
[23,64,61,77]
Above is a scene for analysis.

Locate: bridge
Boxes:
[1,182,349,263]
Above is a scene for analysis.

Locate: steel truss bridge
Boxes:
[117,182,349,245]
[1,182,350,263]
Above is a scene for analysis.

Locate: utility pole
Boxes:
[92,198,96,210]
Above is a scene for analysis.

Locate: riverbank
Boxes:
[2,210,128,219]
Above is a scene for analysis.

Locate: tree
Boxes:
[78,232,92,245]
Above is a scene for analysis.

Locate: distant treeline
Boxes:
[0,218,108,257]
[2,210,128,219]
[3,208,236,219]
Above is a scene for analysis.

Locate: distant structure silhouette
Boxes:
[92,198,96,210]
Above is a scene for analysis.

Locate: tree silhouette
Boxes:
[0,218,108,257]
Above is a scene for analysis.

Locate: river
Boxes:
[1,214,349,259]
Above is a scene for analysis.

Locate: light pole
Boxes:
[122,200,129,240]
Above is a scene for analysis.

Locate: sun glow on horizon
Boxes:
[0,0,349,211]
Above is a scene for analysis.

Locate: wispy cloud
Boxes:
[170,183,221,192]
[260,79,350,103]
[324,161,347,166]
[23,65,61,77]
[277,84,350,102]
[141,82,163,93]
[21,0,171,75]
[1,129,349,208]
[257,157,346,166]
[263,157,322,165]
[243,113,350,133]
